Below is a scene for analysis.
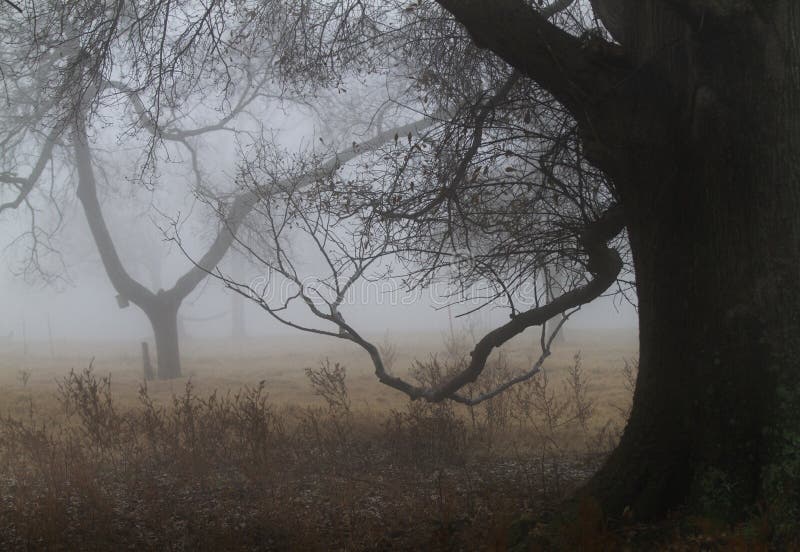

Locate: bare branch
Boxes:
[2,0,21,14]
[415,204,624,401]
[0,127,60,215]
[540,0,578,19]
[435,0,632,119]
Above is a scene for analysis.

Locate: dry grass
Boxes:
[0,329,761,550]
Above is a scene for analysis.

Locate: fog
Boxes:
[0,2,672,549]
[0,239,637,343]
[0,80,637,347]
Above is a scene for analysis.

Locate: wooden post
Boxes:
[141,341,154,381]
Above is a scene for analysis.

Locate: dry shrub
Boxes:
[295,359,355,465]
[0,342,639,550]
[382,356,467,469]
[57,365,122,451]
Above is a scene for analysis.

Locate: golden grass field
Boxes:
[0,328,691,551]
[0,328,638,420]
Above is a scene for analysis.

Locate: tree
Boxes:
[3,0,798,531]
[0,2,274,378]
[211,0,800,528]
[0,1,451,380]
[434,0,800,525]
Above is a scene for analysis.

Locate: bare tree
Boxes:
[3,0,798,528]
[236,0,800,527]
[0,2,283,378]
[203,0,619,398]
[197,0,800,527]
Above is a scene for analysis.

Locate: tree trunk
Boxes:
[146,301,182,380]
[430,0,800,522]
[73,120,250,383]
[582,4,800,524]
[141,341,154,381]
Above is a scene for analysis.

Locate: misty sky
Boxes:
[0,257,637,342]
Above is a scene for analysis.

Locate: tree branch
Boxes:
[420,203,625,401]
[74,123,156,309]
[434,0,631,120]
[0,128,60,215]
[540,0,578,18]
[226,198,624,404]
[2,0,21,13]
[171,111,443,300]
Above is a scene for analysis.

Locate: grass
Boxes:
[0,329,774,550]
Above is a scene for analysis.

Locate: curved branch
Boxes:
[449,310,573,405]
[435,0,632,120]
[351,204,624,403]
[255,202,625,404]
[420,203,624,401]
[171,112,443,300]
[2,0,22,13]
[74,123,156,309]
[170,190,256,299]
[106,77,262,141]
[0,127,60,215]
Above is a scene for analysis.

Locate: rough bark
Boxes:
[438,0,800,525]
[585,3,800,522]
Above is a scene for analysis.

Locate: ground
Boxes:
[0,329,770,550]
[0,328,637,412]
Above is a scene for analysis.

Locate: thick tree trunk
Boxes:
[434,0,800,532]
[583,4,800,524]
[145,300,182,380]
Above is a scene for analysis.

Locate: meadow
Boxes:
[0,328,742,550]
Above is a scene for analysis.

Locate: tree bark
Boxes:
[581,3,800,523]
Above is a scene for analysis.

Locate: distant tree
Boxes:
[0,2,271,378]
[0,1,441,379]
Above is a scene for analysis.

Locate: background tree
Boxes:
[0,2,277,378]
[0,0,446,379]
